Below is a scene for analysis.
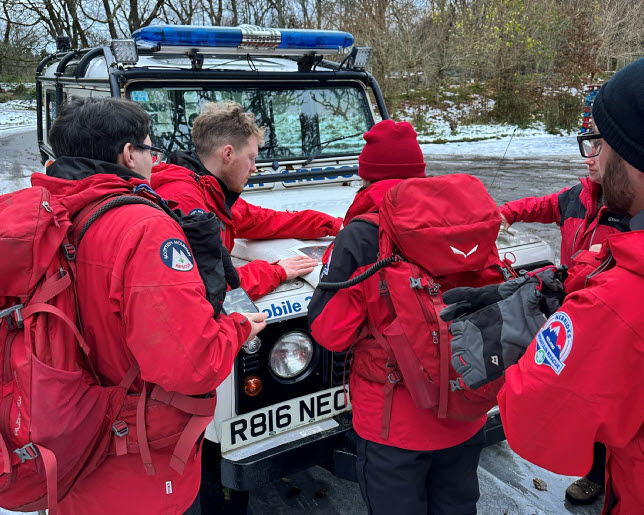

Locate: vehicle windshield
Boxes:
[128,84,373,162]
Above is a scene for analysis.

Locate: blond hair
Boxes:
[192,101,266,158]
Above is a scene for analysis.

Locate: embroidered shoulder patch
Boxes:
[188,208,207,216]
[534,311,574,374]
[160,238,194,272]
[321,249,333,277]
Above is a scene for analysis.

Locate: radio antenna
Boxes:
[488,126,517,192]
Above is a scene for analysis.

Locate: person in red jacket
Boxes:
[308,120,489,515]
[499,126,630,268]
[38,97,266,515]
[447,58,644,515]
[150,100,342,512]
[150,100,343,301]
[501,123,630,506]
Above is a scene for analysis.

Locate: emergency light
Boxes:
[132,24,354,55]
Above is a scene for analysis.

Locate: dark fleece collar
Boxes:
[46,156,146,181]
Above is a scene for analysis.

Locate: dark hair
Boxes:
[48,97,150,163]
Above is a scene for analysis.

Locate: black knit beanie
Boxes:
[592,57,644,173]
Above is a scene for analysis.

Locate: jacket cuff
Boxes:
[271,261,288,282]
[228,312,253,347]
[499,205,514,224]
[330,217,343,236]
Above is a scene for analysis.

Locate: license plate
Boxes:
[221,386,350,452]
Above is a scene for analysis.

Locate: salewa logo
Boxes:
[14,396,22,435]
[491,355,499,366]
[450,245,479,258]
[608,217,620,222]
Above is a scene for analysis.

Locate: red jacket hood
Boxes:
[150,162,197,188]
[608,228,644,277]
[151,162,233,220]
[344,179,403,225]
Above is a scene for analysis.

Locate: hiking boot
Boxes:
[565,477,604,505]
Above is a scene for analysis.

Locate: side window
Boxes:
[46,90,68,133]
[46,90,56,133]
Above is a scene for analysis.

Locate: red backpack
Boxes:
[0,186,216,513]
[320,174,515,440]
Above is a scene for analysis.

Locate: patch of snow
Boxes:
[421,132,579,158]
[0,100,37,135]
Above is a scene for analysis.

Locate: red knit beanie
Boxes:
[358,120,426,181]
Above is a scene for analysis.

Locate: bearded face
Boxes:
[602,150,635,215]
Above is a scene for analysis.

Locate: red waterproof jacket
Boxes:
[308,180,487,451]
[150,152,342,300]
[32,157,251,515]
[498,213,644,515]
[499,178,630,266]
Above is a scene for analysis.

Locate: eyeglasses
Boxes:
[136,143,165,163]
[577,133,603,158]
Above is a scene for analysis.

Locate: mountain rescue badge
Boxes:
[535,311,573,375]
[160,238,194,272]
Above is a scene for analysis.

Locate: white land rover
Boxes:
[35,24,554,489]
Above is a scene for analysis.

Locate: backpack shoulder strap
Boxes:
[69,194,163,247]
[319,211,393,291]
[350,211,379,227]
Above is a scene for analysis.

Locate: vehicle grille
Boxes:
[240,353,260,374]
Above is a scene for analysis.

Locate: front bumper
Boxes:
[221,413,353,490]
[221,410,505,490]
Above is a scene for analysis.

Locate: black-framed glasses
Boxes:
[136,143,165,163]
[577,133,603,158]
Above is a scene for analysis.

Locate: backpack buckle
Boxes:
[449,379,464,391]
[410,277,423,289]
[427,283,440,295]
[14,442,39,463]
[387,371,402,384]
[499,265,514,281]
[379,280,389,296]
[112,420,129,437]
[62,243,76,261]
[0,304,24,330]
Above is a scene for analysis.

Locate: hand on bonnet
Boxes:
[277,255,319,280]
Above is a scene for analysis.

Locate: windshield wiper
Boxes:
[301,132,364,167]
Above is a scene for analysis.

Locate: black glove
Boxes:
[440,274,530,321]
[441,265,567,321]
[178,211,240,317]
[445,267,566,390]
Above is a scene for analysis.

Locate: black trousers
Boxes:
[199,439,249,514]
[356,428,486,515]
[585,442,607,485]
[184,492,201,515]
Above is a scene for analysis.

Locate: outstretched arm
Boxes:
[233,198,342,240]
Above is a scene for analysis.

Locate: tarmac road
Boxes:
[0,130,601,515]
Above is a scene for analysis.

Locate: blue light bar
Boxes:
[133,26,242,47]
[278,29,353,50]
[132,25,354,53]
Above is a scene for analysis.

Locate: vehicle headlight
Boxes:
[269,331,314,379]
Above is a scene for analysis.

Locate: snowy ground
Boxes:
[421,130,578,158]
[0,100,37,136]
